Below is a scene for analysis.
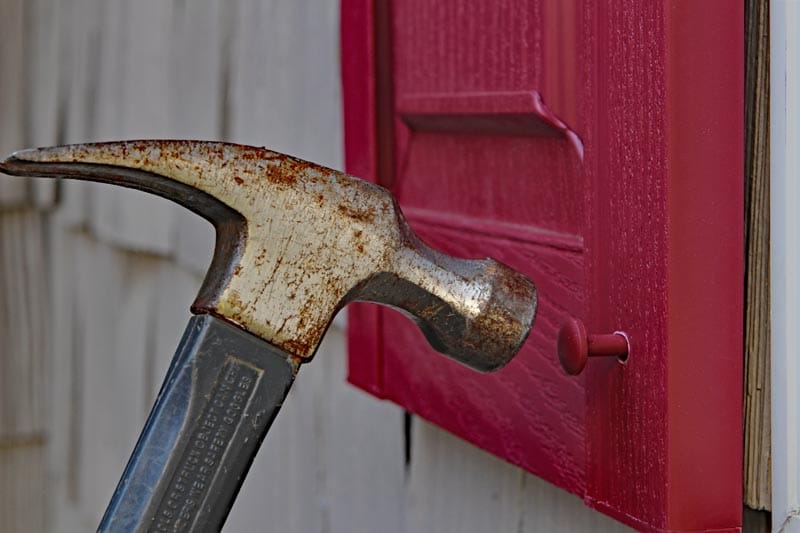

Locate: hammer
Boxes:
[0,140,537,532]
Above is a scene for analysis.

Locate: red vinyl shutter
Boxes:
[342,2,743,531]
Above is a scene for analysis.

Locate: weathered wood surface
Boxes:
[0,212,49,533]
[0,1,52,532]
[1,0,632,531]
[744,0,771,513]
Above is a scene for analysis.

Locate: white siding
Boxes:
[771,1,800,532]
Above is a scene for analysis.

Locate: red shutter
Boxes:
[342,2,743,531]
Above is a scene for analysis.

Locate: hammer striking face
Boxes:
[0,141,537,531]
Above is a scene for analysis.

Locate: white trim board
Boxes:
[771,1,800,532]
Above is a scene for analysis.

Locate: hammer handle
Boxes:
[99,315,295,533]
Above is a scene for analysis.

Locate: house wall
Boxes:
[0,1,630,531]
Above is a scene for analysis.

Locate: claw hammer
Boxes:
[0,140,537,532]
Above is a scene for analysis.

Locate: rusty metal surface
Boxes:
[0,140,537,370]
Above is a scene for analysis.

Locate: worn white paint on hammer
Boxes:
[1,0,641,531]
[771,1,800,532]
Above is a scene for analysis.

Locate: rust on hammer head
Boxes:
[0,140,537,371]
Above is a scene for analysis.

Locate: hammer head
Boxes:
[1,141,536,371]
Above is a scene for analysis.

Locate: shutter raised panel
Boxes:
[342,2,743,531]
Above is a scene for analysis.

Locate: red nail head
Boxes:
[558,317,588,375]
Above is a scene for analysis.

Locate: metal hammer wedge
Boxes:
[0,140,537,532]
